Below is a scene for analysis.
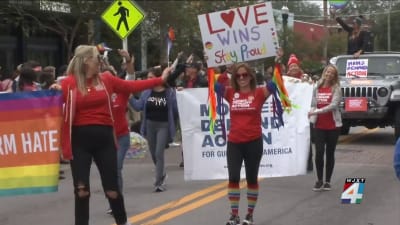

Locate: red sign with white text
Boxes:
[345,97,368,112]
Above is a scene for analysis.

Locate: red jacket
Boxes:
[60,71,163,159]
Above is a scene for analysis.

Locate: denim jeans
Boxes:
[117,133,131,192]
[145,120,169,187]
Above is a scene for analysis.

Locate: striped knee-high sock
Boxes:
[228,182,240,215]
[247,183,259,215]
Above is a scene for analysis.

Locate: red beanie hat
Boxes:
[287,54,299,67]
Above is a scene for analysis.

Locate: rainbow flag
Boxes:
[266,63,294,128]
[0,90,63,197]
[208,68,226,137]
[96,42,112,53]
[207,68,217,134]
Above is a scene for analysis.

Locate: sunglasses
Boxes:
[235,73,250,79]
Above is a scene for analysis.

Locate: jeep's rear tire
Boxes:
[395,107,400,141]
[340,125,350,135]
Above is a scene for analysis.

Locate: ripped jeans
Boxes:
[70,125,127,225]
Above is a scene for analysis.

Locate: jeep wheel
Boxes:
[395,108,400,141]
[340,125,350,135]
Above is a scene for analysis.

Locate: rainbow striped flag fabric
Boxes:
[0,90,63,197]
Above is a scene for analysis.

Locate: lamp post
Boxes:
[281,6,289,59]
[388,0,392,51]
[323,0,328,63]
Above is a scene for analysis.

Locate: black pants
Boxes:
[308,125,314,170]
[227,137,263,184]
[314,128,340,183]
[71,125,127,225]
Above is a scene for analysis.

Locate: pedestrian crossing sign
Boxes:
[101,0,145,39]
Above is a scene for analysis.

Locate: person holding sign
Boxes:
[220,63,271,225]
[51,45,172,225]
[308,64,342,191]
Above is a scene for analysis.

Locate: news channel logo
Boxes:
[341,178,365,204]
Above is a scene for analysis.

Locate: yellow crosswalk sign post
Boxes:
[101,0,145,40]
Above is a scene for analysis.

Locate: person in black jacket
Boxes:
[335,15,368,58]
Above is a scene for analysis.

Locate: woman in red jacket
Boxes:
[52,45,171,225]
[223,63,271,225]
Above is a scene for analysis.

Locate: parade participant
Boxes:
[176,54,207,168]
[176,59,208,89]
[14,67,42,92]
[217,64,234,87]
[308,64,342,191]
[277,49,314,172]
[51,45,172,225]
[335,14,368,58]
[11,61,42,92]
[102,49,136,215]
[286,53,307,80]
[222,63,271,225]
[129,66,178,192]
[113,49,135,194]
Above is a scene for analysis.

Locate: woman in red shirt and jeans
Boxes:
[308,64,342,191]
[223,63,271,225]
[52,45,171,225]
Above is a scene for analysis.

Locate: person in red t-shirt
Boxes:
[308,64,342,192]
[222,63,271,225]
[51,45,172,225]
[102,49,135,215]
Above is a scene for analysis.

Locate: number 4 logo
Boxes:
[341,182,365,204]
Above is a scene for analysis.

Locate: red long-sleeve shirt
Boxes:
[60,71,163,159]
[112,92,130,137]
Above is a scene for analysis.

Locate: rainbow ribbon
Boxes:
[267,63,294,128]
[96,42,112,52]
[207,68,226,137]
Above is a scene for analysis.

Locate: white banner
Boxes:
[177,82,313,180]
[197,2,279,67]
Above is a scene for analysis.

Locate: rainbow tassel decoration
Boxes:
[207,68,226,137]
[207,68,217,134]
[267,63,294,128]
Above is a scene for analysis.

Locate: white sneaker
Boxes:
[161,173,168,186]
[154,185,166,192]
[106,208,112,215]
[170,142,181,147]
